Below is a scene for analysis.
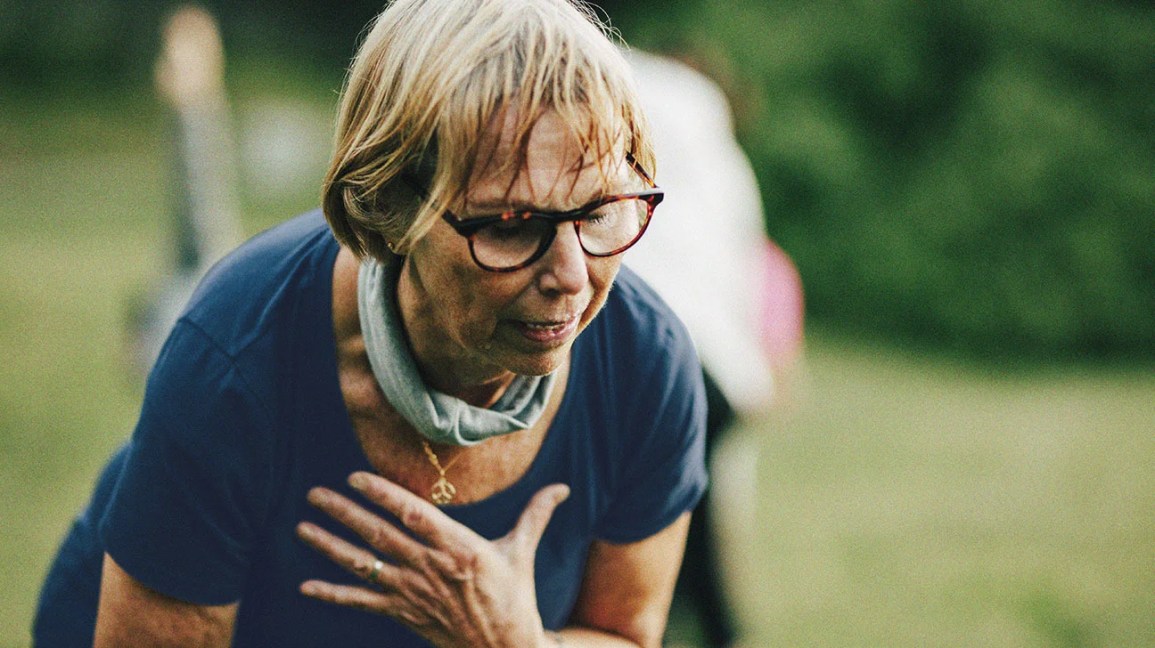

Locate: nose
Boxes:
[536,223,588,295]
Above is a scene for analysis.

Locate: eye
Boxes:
[486,219,528,239]
[584,199,629,226]
[476,212,547,246]
[584,205,612,224]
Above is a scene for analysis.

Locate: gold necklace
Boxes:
[420,439,465,505]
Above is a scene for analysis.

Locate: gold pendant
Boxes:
[430,476,456,505]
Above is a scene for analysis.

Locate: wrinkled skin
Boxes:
[297,472,569,648]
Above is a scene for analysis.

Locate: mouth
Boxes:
[511,314,582,345]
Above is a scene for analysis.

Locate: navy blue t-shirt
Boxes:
[34,210,707,647]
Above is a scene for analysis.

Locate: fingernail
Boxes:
[348,472,371,491]
[296,522,316,539]
[306,487,329,506]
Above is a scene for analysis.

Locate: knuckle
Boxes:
[445,547,481,581]
[393,606,424,627]
[332,588,354,606]
[366,523,393,549]
[398,567,428,593]
[404,572,441,607]
[399,500,428,531]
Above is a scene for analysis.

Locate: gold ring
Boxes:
[367,559,385,585]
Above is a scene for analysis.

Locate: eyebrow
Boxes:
[464,188,593,215]
[465,177,633,215]
[464,154,625,214]
[465,192,609,216]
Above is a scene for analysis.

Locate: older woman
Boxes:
[34,1,705,646]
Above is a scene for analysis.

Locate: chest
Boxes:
[233,334,610,639]
[336,354,563,507]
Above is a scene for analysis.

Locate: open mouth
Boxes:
[523,320,571,331]
[514,315,581,344]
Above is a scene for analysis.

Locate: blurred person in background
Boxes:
[589,3,806,645]
[33,1,709,646]
[624,51,805,648]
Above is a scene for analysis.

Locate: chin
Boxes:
[504,346,569,377]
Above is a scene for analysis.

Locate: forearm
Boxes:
[94,554,237,648]
[560,515,693,648]
[548,626,648,648]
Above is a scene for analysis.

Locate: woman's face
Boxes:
[397,111,628,390]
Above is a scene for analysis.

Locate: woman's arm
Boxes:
[563,512,691,648]
[93,554,238,648]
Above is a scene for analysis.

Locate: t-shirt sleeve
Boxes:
[594,322,708,543]
[99,320,274,605]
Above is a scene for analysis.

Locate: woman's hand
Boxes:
[297,471,569,648]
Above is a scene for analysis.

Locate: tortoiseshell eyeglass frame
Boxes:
[405,153,663,272]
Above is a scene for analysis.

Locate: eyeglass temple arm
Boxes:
[626,152,657,188]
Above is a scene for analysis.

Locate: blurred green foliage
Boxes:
[613,0,1155,361]
[3,0,1152,360]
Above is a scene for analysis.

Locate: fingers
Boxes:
[299,579,396,613]
[306,485,426,565]
[306,473,569,574]
[509,483,570,552]
[300,580,441,633]
[296,519,451,627]
[347,472,483,549]
[300,476,567,639]
[296,520,403,588]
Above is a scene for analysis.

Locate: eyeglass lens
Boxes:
[471,196,650,270]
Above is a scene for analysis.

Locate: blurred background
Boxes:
[1,0,1152,646]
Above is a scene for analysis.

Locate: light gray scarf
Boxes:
[356,256,557,447]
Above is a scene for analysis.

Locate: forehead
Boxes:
[465,109,625,210]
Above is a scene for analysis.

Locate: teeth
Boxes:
[521,314,579,332]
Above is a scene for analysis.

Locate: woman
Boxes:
[34,0,706,646]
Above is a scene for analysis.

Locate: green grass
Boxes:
[1,95,169,645]
[718,336,1154,647]
[2,89,1152,647]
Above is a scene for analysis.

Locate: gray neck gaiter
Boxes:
[356,256,557,447]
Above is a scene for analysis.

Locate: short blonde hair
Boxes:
[321,0,654,261]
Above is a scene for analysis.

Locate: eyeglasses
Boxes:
[413,154,663,272]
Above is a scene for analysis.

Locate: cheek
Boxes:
[582,259,622,321]
[443,269,523,334]
[411,239,496,335]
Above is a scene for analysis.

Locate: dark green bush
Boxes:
[615,0,1155,360]
[0,0,165,88]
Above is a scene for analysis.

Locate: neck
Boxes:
[394,256,516,407]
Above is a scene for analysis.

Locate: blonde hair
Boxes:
[321,0,654,261]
